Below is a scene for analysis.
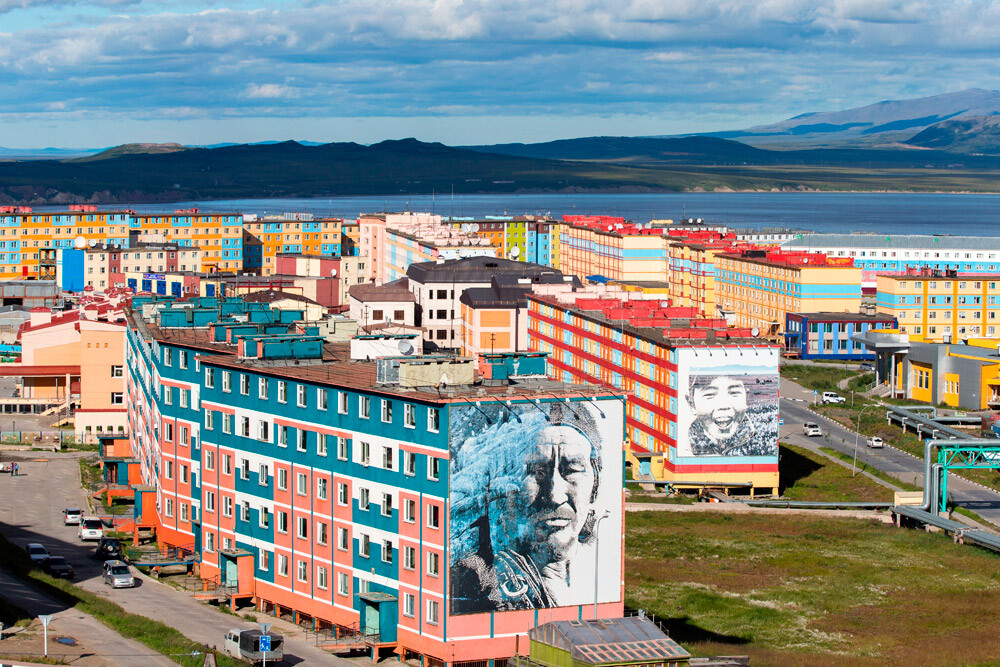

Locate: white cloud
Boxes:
[244,83,297,99]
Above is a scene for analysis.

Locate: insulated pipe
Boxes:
[920,438,998,512]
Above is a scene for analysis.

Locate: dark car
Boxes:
[859,362,874,372]
[96,536,124,561]
[44,556,74,579]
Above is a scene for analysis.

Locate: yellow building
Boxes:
[715,249,863,338]
[667,235,747,317]
[558,221,669,282]
[242,216,342,275]
[876,271,1000,342]
[132,211,244,273]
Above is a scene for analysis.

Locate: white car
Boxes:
[63,508,83,525]
[803,422,822,437]
[78,516,104,541]
[822,392,846,404]
[867,437,885,449]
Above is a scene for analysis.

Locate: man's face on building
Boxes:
[519,425,596,565]
[690,376,748,441]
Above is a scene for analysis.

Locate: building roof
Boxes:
[783,233,1000,251]
[407,256,560,284]
[529,618,690,665]
[241,290,320,307]
[788,312,897,322]
[716,249,856,269]
[348,279,416,303]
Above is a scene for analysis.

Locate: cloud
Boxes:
[244,83,298,99]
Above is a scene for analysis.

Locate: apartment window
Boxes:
[381,399,393,422]
[164,498,174,518]
[359,395,370,419]
[259,550,270,571]
[258,420,270,442]
[180,464,189,484]
[240,374,249,395]
[360,440,370,466]
[404,403,416,428]
[317,388,328,411]
[359,487,370,510]
[338,572,349,596]
[297,516,308,540]
[276,511,288,534]
[222,371,231,392]
[258,377,268,400]
[163,348,172,366]
[317,566,328,590]
[403,592,415,618]
[179,390,188,409]
[111,392,124,405]
[428,457,440,481]
[319,434,330,457]
[427,552,439,576]
[111,365,124,378]
[258,463,269,486]
[360,533,370,558]
[205,491,215,513]
[382,446,393,469]
[277,381,287,403]
[205,532,215,553]
[297,384,306,407]
[427,504,440,529]
[277,554,288,577]
[297,429,307,452]
[163,386,172,405]
[428,408,440,432]
[338,437,348,461]
[279,425,288,447]
[164,459,174,480]
[382,492,393,516]
[205,449,215,471]
[338,391,349,414]
[240,501,249,522]
[403,545,416,570]
[404,499,416,523]
[277,467,287,491]
[338,527,349,551]
[404,451,416,476]
[180,503,189,523]
[427,600,439,625]
[259,507,270,529]
[223,496,233,517]
[317,477,327,500]
[240,458,249,480]
[297,472,307,495]
[240,416,250,438]
[382,540,393,563]
[338,483,348,505]
[205,368,215,388]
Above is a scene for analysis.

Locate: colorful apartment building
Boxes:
[784,312,897,360]
[667,231,750,318]
[715,249,863,338]
[875,269,1000,342]
[124,296,626,664]
[130,209,244,273]
[527,291,780,494]
[242,214,342,275]
[82,243,204,291]
[557,218,670,283]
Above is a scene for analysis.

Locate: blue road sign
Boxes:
[259,635,271,652]
[813,390,818,395]
[778,418,784,425]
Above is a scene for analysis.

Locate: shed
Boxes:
[520,617,691,667]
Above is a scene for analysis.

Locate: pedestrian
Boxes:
[13,462,18,476]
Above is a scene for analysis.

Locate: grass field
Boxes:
[625,511,1000,666]
[780,364,859,393]
[780,444,893,502]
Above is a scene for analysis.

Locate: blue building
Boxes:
[784,312,897,360]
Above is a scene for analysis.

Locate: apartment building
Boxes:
[557,218,669,282]
[667,231,751,317]
[130,210,244,273]
[715,249,863,338]
[784,312,896,360]
[527,290,779,494]
[876,269,1000,342]
[124,296,625,664]
[242,214,342,275]
[82,243,203,291]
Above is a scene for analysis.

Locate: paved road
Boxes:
[779,379,1000,525]
[0,452,356,666]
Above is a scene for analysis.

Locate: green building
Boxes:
[511,617,691,667]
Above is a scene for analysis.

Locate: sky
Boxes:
[1,0,999,148]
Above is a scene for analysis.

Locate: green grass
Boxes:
[0,532,249,666]
[625,510,1000,665]
[780,364,859,393]
[819,447,921,493]
[779,444,893,502]
[627,494,696,505]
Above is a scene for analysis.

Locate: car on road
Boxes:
[102,560,135,588]
[822,391,846,404]
[96,536,124,561]
[78,516,104,541]
[25,542,50,565]
[868,436,885,449]
[859,362,874,372]
[43,556,74,579]
[225,628,284,665]
[803,422,823,437]
[63,508,83,525]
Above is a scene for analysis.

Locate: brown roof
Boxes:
[241,290,320,306]
[348,280,415,303]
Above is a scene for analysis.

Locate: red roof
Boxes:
[0,364,81,377]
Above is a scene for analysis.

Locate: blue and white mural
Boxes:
[448,399,623,615]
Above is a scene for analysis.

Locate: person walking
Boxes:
[12,462,18,476]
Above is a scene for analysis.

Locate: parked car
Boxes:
[63,508,83,525]
[78,516,104,541]
[225,628,284,665]
[822,391,846,404]
[96,536,124,561]
[803,422,822,437]
[44,556,74,579]
[26,542,50,565]
[859,362,874,372]
[102,560,135,588]
[868,436,885,449]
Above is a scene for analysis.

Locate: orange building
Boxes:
[131,209,244,273]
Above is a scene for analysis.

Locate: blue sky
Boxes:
[1,0,999,147]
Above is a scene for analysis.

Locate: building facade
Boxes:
[784,312,897,360]
[875,270,1000,342]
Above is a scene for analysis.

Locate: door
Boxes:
[363,603,380,638]
[224,556,238,588]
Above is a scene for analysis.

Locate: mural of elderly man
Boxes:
[449,400,618,615]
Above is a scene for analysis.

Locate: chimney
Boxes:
[30,307,52,328]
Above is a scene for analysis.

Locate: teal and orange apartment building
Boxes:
[125,295,626,665]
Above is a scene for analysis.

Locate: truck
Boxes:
[224,628,284,665]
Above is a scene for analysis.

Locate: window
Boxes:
[403,593,415,618]
[259,463,269,486]
[180,503,189,522]
[404,499,416,523]
[428,457,440,481]
[259,507,270,529]
[222,413,233,434]
[163,386,172,405]
[360,440,370,466]
[404,451,416,476]
[276,511,288,533]
[278,425,288,447]
[317,388,328,411]
[277,467,287,490]
[258,377,268,400]
[317,478,328,500]
[338,437,348,461]
[382,446,393,469]
[359,487,370,510]
[338,391,349,414]
[382,540,393,563]
[240,501,249,522]
[382,492,393,516]
[111,365,124,377]
[223,496,233,517]
[179,390,188,409]
[205,531,215,552]
[180,464,188,484]
[222,371,231,392]
[297,429,307,452]
[164,497,174,517]
[240,416,250,438]
[360,533,370,558]
[277,554,288,577]
[318,433,330,457]
[317,566,328,590]
[381,399,393,422]
[338,572,349,596]
[403,545,416,570]
[111,392,124,405]
[427,552,439,576]
[338,483,348,505]
[258,420,270,442]
[404,403,415,428]
[205,449,215,471]
[427,504,440,529]
[359,395,370,418]
[316,521,328,545]
[338,527,349,551]
[297,516,308,540]
[428,407,440,432]
[297,472,307,495]
[259,550,270,571]
[164,459,174,480]
[205,491,216,512]
[297,384,306,407]
[277,381,287,403]
[427,599,439,625]
[205,409,214,430]
[240,374,249,395]
[163,348,172,366]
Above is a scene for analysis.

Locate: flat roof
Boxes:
[783,233,1000,251]
[789,312,896,322]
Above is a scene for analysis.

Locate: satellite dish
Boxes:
[330,269,337,277]
[73,236,87,249]
[607,225,614,232]
[471,223,479,232]
[509,246,520,258]
[751,327,760,337]
[461,223,471,233]
[635,223,643,231]
[88,239,97,247]
[398,340,415,355]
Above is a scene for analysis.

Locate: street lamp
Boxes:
[853,403,877,477]
[39,614,51,657]
[593,510,611,620]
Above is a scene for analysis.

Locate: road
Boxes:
[779,379,1000,525]
[0,452,357,666]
